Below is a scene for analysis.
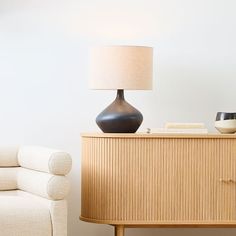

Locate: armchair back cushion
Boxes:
[0,147,19,167]
[0,168,18,190]
[0,147,19,190]
[18,146,72,175]
[0,146,71,200]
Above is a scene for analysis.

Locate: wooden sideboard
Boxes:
[80,133,236,236]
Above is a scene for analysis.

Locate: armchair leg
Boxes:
[115,225,125,236]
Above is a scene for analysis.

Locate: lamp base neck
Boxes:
[116,89,124,100]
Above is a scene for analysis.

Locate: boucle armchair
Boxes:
[0,146,72,236]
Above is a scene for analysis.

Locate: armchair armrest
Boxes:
[18,146,72,175]
[17,168,70,200]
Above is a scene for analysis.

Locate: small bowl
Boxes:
[215,112,236,134]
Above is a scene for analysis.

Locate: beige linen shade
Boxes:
[89,46,153,90]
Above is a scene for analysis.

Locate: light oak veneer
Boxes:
[80,133,236,236]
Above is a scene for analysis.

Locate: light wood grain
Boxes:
[81,134,236,235]
[115,225,124,236]
[81,132,236,139]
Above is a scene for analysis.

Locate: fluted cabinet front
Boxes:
[81,135,236,226]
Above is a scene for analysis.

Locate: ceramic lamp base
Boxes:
[96,90,143,133]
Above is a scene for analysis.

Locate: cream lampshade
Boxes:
[89,46,153,133]
[89,46,153,90]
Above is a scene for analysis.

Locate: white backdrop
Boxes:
[0,0,236,235]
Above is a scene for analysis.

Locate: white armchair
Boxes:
[0,146,72,236]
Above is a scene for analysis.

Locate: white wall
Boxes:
[1,0,236,235]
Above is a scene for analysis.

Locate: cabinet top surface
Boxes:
[81,132,236,139]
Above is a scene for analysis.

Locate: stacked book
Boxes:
[147,123,208,134]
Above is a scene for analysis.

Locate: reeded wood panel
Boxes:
[81,135,236,225]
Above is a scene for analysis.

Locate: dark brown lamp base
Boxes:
[96,90,143,133]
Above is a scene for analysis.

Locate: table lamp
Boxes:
[89,46,153,133]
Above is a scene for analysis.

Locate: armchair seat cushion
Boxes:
[0,195,52,236]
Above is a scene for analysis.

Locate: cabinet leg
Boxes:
[114,225,125,236]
